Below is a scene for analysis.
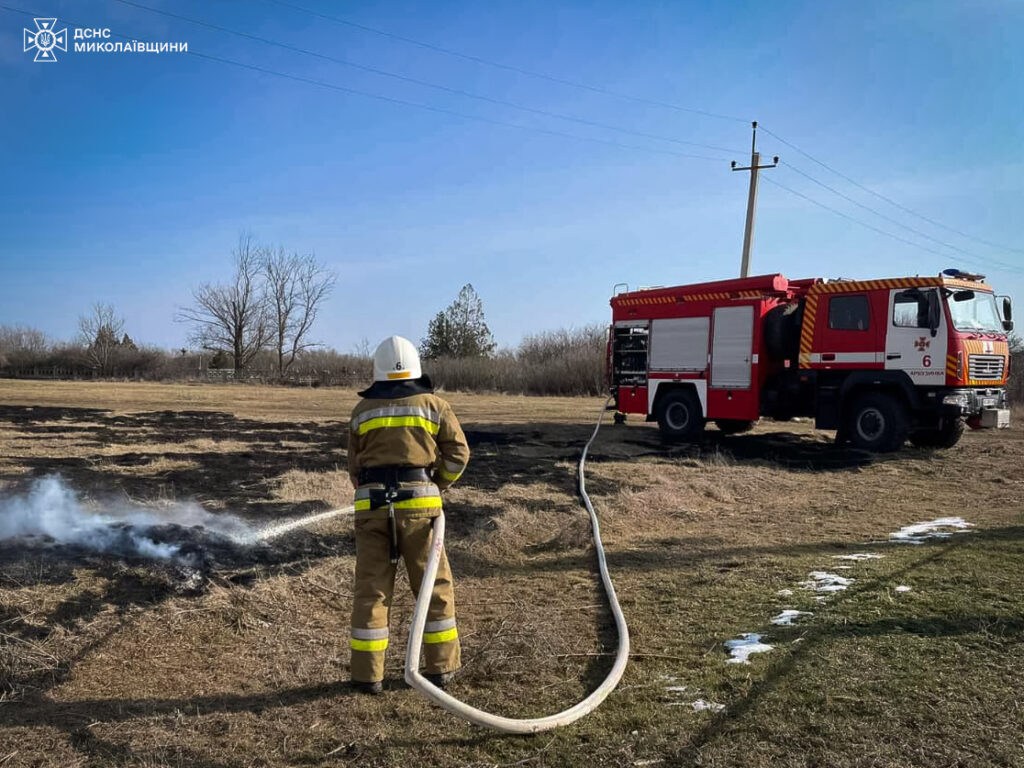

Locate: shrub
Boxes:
[425,325,607,396]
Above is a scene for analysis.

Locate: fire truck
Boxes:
[609,270,1013,452]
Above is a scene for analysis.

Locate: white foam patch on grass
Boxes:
[724,633,773,664]
[896,585,912,593]
[889,517,972,544]
[800,571,854,593]
[691,699,725,713]
[833,553,883,561]
[771,610,811,626]
[776,588,794,597]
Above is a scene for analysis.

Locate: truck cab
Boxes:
[791,272,1012,450]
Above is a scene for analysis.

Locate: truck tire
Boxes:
[845,393,908,452]
[763,302,803,361]
[657,389,705,442]
[714,419,756,435]
[909,418,965,449]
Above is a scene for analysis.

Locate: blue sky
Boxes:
[1,0,1021,352]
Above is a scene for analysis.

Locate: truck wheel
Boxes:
[714,419,756,435]
[909,418,965,449]
[846,393,908,452]
[657,389,705,442]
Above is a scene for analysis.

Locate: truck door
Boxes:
[885,287,947,385]
[711,305,754,388]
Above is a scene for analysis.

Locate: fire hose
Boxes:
[405,397,629,733]
[260,398,628,732]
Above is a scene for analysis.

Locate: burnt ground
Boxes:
[0,381,1022,767]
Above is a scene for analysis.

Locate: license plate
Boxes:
[982,398,997,408]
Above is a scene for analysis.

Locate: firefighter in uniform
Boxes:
[347,336,470,695]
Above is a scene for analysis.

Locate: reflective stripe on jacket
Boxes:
[347,392,470,519]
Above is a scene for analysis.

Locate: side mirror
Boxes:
[927,291,941,337]
[1000,296,1013,322]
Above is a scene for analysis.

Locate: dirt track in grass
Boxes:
[0,380,1022,767]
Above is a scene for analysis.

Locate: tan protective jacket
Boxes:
[347,392,470,520]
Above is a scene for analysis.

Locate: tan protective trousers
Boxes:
[350,515,461,683]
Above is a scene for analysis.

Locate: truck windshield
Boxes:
[946,290,1003,333]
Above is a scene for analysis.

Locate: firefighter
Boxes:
[347,335,470,695]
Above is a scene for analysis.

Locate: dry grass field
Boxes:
[0,380,1022,767]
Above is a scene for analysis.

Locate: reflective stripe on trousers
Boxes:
[423,617,458,644]
[350,626,389,652]
[350,515,460,683]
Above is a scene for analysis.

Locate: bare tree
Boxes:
[78,303,125,376]
[262,248,336,375]
[0,325,48,369]
[352,336,373,358]
[178,234,271,371]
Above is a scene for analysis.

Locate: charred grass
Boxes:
[0,380,1022,766]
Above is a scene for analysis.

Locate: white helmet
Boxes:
[372,335,422,382]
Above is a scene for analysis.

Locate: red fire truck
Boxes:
[609,270,1013,451]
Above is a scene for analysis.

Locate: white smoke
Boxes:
[0,476,256,561]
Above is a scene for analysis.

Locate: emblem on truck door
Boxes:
[914,337,930,352]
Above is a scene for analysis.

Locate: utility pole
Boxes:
[731,121,778,278]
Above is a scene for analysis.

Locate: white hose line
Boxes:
[404,397,629,733]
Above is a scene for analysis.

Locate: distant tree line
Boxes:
[423,325,607,396]
[0,317,607,395]
[0,238,611,395]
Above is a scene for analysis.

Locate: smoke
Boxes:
[0,476,256,562]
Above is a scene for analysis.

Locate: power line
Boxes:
[760,126,1024,257]
[0,4,731,164]
[262,0,750,125]
[763,176,1023,274]
[778,160,1021,273]
[179,53,730,163]
[109,0,743,156]
[268,0,1022,261]
[188,50,732,162]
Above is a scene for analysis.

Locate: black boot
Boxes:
[424,672,455,690]
[352,680,383,695]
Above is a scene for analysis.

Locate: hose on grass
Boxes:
[404,396,629,733]
[259,397,629,732]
